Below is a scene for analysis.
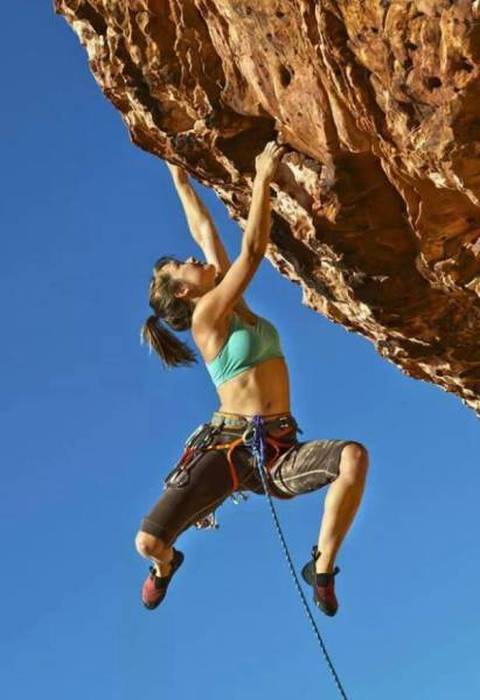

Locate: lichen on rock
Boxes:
[55,0,480,414]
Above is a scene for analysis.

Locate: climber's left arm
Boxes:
[167,162,218,248]
[167,162,252,311]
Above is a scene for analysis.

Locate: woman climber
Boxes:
[135,141,369,617]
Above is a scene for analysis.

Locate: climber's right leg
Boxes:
[135,447,235,609]
[135,531,185,610]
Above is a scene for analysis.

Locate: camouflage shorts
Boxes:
[270,437,364,496]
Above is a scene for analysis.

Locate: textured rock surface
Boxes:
[55,0,480,415]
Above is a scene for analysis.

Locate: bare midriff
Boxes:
[215,356,291,417]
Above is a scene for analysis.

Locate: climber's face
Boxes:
[167,256,217,300]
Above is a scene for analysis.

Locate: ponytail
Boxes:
[141,314,197,368]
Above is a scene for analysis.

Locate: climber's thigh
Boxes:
[139,450,233,546]
[270,439,364,496]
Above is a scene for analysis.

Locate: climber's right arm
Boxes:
[194,142,285,323]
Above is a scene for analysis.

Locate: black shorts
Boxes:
[140,411,364,546]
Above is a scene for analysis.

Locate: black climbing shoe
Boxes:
[301,546,340,617]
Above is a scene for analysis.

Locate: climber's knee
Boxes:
[135,530,166,558]
[338,442,369,483]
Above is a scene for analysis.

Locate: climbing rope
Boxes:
[243,415,350,700]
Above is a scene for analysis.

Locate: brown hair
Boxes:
[141,256,198,368]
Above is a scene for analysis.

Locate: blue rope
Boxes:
[243,415,349,700]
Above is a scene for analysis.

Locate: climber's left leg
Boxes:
[272,439,368,571]
[270,436,368,617]
[315,442,368,574]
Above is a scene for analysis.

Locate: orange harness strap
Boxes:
[208,436,244,491]
[207,427,295,493]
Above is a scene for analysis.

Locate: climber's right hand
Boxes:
[255,141,285,182]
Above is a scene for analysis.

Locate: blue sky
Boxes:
[1,5,478,699]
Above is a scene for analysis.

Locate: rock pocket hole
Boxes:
[279,65,293,87]
[455,57,474,73]
[425,76,442,90]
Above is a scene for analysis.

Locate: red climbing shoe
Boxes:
[313,569,340,617]
[142,548,184,610]
[301,546,340,617]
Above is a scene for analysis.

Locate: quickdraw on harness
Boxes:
[243,415,350,700]
[163,422,222,529]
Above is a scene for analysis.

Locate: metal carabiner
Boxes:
[231,491,249,505]
[242,423,256,444]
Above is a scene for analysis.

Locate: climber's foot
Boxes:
[301,547,340,617]
[141,548,184,610]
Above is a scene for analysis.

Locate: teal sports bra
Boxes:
[206,312,285,388]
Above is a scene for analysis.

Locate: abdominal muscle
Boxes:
[215,356,291,416]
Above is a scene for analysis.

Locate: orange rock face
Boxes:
[55,0,480,414]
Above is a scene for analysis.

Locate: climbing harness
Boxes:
[209,414,296,498]
[243,415,350,700]
[166,416,296,530]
